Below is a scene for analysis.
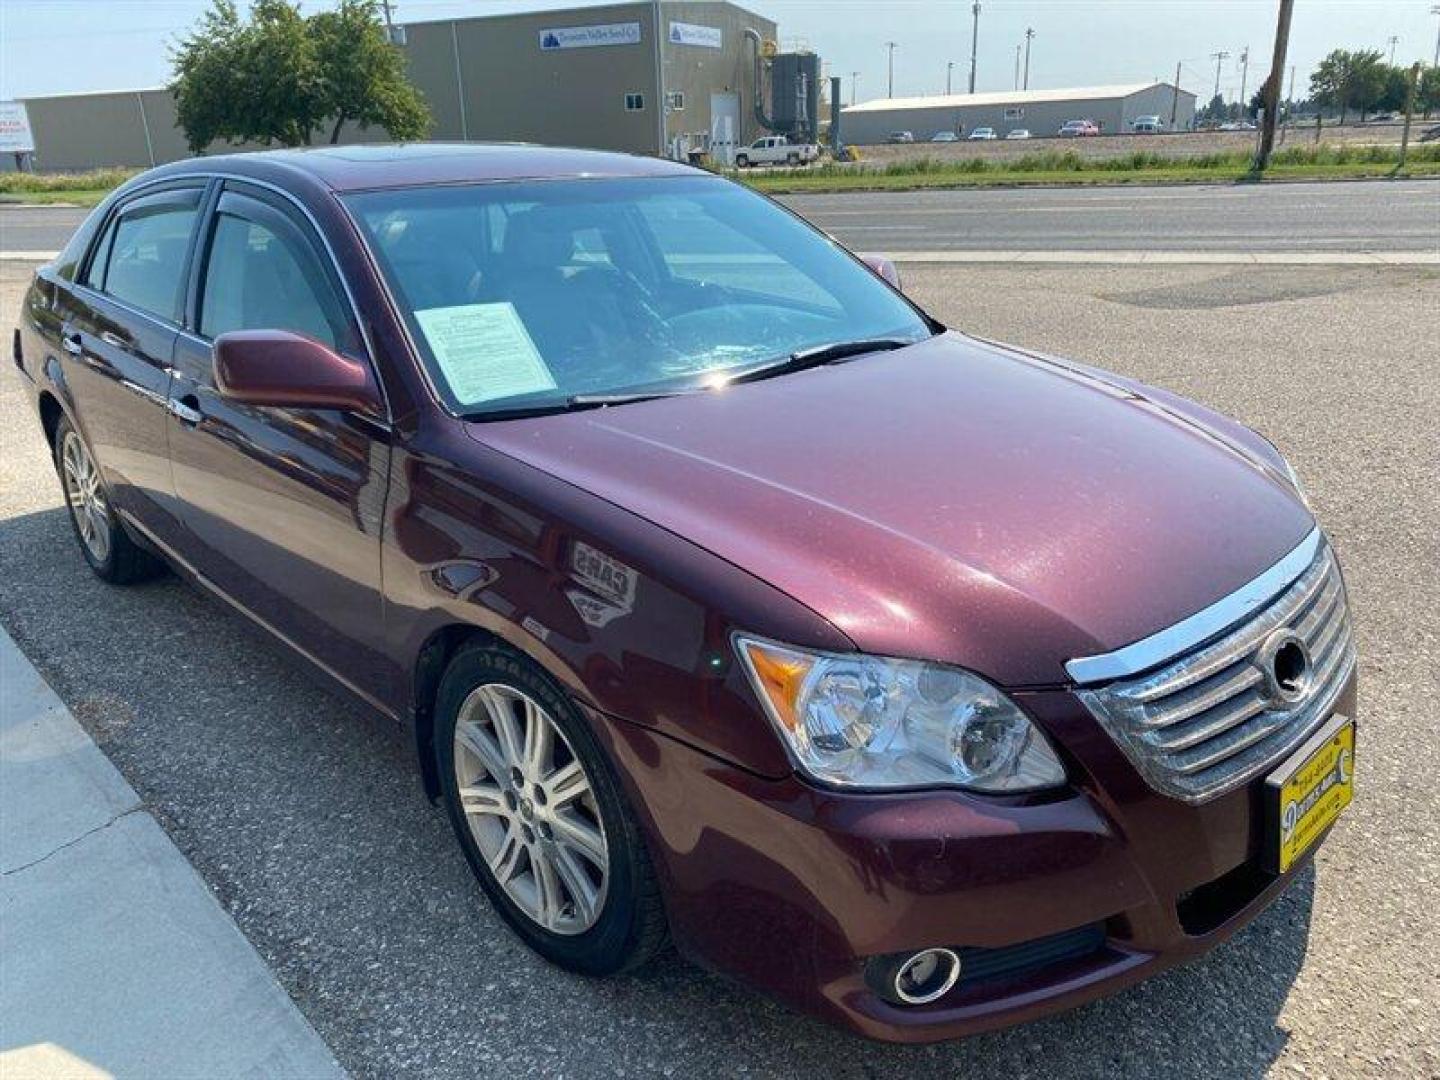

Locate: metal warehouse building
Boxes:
[841,83,1197,144]
[16,0,776,171]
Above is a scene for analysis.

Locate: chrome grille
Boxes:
[1077,542,1355,803]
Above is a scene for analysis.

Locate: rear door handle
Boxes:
[168,396,204,425]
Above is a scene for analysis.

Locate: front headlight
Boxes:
[734,636,1067,793]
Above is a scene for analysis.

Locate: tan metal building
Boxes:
[841,83,1198,144]
[17,0,777,171]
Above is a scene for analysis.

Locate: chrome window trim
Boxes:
[85,169,394,425]
[1066,526,1324,686]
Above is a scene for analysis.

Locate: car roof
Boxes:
[155,142,695,192]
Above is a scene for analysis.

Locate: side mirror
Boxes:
[213,330,383,415]
[859,253,902,291]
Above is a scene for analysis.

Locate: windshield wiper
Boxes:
[459,389,688,422]
[724,337,914,386]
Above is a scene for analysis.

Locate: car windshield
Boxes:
[345,176,932,417]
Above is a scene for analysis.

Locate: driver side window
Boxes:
[199,204,351,351]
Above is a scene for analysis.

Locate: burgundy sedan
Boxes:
[16,145,1356,1041]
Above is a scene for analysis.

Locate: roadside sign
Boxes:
[0,102,35,154]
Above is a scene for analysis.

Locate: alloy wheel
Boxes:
[453,683,610,935]
[61,431,110,564]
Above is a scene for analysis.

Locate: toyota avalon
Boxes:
[16,144,1356,1041]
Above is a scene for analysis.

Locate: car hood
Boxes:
[468,332,1313,686]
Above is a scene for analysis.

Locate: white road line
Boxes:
[0,250,58,261]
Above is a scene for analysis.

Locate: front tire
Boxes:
[435,641,667,976]
[734,154,749,168]
[54,416,163,585]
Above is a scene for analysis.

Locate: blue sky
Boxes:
[2,0,1436,103]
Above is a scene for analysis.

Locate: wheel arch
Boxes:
[38,390,65,452]
[411,622,504,802]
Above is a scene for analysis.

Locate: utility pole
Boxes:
[1400,61,1421,168]
[1433,5,1440,68]
[1170,61,1182,128]
[850,71,860,106]
[947,61,954,95]
[1238,46,1250,115]
[1255,0,1294,171]
[1023,28,1035,90]
[380,0,399,44]
[968,2,981,93]
[886,42,897,98]
[1211,50,1230,106]
[1014,44,1021,90]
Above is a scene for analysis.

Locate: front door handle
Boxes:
[61,333,83,356]
[168,396,204,425]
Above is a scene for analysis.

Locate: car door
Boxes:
[59,182,206,551]
[166,181,393,707]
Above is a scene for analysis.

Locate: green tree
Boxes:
[1421,65,1440,119]
[1376,65,1410,114]
[310,0,429,144]
[170,0,429,153]
[1309,49,1387,123]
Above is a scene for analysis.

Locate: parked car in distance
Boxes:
[887,130,915,143]
[1058,119,1100,136]
[930,130,959,142]
[1005,128,1032,140]
[19,143,1356,1045]
[733,135,820,168]
[1131,115,1164,133]
[967,127,997,140]
[1219,120,1257,131]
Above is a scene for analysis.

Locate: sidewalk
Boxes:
[0,626,345,1079]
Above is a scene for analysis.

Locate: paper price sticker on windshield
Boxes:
[414,302,557,406]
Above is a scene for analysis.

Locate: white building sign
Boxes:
[539,22,641,51]
[668,22,722,49]
[0,101,35,154]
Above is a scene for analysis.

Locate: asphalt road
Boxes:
[778,179,1440,253]
[2,259,1436,1078]
[4,178,1438,255]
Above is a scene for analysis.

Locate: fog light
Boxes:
[893,948,961,1005]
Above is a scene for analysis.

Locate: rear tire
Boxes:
[54,416,164,585]
[435,641,668,976]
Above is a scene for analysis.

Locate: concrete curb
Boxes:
[0,624,347,1079]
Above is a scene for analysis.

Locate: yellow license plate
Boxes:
[1267,715,1355,874]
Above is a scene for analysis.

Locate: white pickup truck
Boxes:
[733,136,821,168]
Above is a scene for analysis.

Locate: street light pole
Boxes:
[1238,46,1249,115]
[850,70,860,106]
[886,41,897,98]
[1433,5,1440,68]
[968,2,981,94]
[947,61,954,95]
[1014,44,1021,90]
[1387,35,1398,66]
[1023,28,1035,90]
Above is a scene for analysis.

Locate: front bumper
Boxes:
[585,667,1357,1043]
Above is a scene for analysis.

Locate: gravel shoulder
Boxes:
[1,260,1436,1078]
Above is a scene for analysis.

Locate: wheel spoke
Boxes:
[484,687,525,772]
[531,846,565,929]
[552,810,607,869]
[521,696,553,779]
[458,782,507,819]
[455,718,507,782]
[544,761,588,809]
[492,826,525,884]
[551,844,600,925]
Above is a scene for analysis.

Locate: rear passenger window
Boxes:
[199,210,351,350]
[91,202,199,321]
